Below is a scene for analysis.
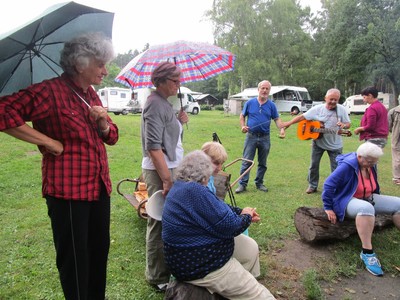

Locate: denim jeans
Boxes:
[239,133,270,187]
[308,141,342,189]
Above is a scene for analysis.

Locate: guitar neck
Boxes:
[311,127,337,134]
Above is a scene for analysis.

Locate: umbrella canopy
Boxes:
[0,1,114,96]
[115,40,236,89]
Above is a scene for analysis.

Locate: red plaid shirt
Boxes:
[0,74,118,201]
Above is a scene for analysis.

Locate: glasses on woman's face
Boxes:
[362,156,379,166]
[167,78,181,86]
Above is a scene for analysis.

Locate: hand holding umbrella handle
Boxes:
[177,109,189,129]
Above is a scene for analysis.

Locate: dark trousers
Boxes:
[46,186,110,300]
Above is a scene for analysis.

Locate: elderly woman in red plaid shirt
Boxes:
[0,32,118,300]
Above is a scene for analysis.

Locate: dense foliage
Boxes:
[101,0,400,106]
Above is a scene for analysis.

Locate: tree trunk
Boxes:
[294,207,394,243]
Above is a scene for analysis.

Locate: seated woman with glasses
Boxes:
[322,142,400,277]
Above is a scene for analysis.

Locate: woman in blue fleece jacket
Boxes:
[162,150,275,300]
[322,142,400,277]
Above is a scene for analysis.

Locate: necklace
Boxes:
[64,79,92,108]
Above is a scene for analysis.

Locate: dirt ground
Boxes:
[261,239,400,300]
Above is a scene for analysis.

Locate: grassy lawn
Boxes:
[0,110,398,299]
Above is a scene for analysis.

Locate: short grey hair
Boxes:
[174,150,214,184]
[325,88,341,98]
[60,32,115,76]
[258,80,271,89]
[357,142,384,158]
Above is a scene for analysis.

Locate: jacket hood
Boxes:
[336,152,358,170]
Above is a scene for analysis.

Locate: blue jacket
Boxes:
[322,152,380,222]
[162,180,251,280]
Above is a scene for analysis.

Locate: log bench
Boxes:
[294,206,394,242]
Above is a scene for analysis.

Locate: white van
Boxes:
[131,88,153,114]
[342,92,392,114]
[132,86,201,115]
[230,85,313,114]
[98,87,134,115]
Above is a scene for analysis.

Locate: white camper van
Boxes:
[132,86,201,115]
[230,85,313,114]
[342,92,392,114]
[131,88,153,114]
[98,87,134,115]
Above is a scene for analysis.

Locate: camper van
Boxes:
[342,92,392,114]
[132,86,201,115]
[98,87,134,115]
[230,85,313,114]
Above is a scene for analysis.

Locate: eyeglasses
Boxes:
[362,157,378,165]
[167,78,181,85]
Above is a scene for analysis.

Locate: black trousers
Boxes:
[46,186,110,300]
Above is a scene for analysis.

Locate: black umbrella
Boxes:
[0,1,114,96]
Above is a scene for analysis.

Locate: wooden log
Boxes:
[294,206,394,242]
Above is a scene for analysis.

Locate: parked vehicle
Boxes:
[230,85,313,114]
[342,92,392,114]
[98,87,134,115]
[131,88,153,114]
[132,86,201,115]
[169,87,201,115]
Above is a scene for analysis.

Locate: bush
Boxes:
[200,104,212,111]
[214,105,225,111]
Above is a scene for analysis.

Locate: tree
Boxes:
[315,0,400,105]
[207,0,317,95]
[98,62,125,89]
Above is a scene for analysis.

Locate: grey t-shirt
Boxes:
[303,104,350,150]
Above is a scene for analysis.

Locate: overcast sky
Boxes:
[0,0,322,54]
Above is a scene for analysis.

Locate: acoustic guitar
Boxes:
[297,120,352,140]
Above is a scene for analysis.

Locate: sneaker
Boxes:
[360,252,384,276]
[154,283,168,292]
[256,184,268,192]
[235,184,246,194]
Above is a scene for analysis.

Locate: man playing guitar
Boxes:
[282,88,351,194]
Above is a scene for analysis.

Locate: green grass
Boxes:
[302,269,323,300]
[0,111,398,299]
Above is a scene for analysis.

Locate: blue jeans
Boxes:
[308,141,342,189]
[239,132,270,187]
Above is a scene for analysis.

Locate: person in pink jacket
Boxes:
[354,86,389,148]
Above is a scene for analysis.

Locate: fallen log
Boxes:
[294,206,394,243]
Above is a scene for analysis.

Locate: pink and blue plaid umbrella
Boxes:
[115,40,236,89]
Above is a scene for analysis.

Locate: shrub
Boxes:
[200,104,212,111]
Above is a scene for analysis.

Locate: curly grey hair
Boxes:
[174,150,214,184]
[60,32,115,76]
